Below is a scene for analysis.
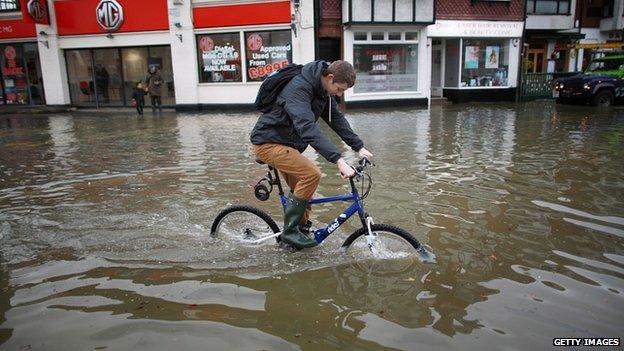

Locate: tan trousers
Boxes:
[252,143,321,223]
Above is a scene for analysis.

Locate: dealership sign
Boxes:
[96,0,124,31]
[27,0,49,23]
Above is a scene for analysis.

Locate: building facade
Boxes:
[428,0,525,103]
[0,0,315,109]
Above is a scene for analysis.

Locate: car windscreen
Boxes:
[586,58,624,73]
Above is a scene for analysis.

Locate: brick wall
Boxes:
[436,0,525,21]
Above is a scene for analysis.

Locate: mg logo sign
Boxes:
[27,0,47,22]
[96,0,124,32]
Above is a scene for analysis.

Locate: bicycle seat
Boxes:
[255,159,266,165]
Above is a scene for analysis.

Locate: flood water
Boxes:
[0,102,623,350]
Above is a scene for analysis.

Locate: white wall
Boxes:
[168,0,198,105]
[35,0,70,105]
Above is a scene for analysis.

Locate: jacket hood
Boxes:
[301,60,328,97]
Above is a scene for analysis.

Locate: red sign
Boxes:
[55,0,168,36]
[247,34,263,51]
[193,1,291,28]
[0,20,36,39]
[199,36,214,52]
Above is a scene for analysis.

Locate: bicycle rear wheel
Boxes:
[211,205,281,245]
[342,224,435,263]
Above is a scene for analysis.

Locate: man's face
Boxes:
[323,74,349,97]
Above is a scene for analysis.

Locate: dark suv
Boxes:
[553,55,624,107]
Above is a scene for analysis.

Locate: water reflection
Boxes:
[0,102,623,349]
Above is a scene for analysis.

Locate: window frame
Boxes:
[526,0,571,15]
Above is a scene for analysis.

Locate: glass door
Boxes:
[24,43,44,105]
[66,49,96,106]
[92,48,124,106]
[121,47,148,106]
[148,46,175,105]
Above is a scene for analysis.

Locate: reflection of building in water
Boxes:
[48,115,78,170]
[176,115,207,194]
[413,112,431,172]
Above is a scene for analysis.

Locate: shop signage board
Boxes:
[192,1,290,28]
[55,0,168,36]
[0,19,36,39]
[19,0,51,25]
[428,20,523,38]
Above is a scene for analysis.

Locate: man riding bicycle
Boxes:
[250,60,373,249]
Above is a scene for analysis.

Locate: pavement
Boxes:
[0,105,176,115]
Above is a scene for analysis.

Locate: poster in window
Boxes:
[486,46,499,69]
[464,46,479,69]
[197,33,242,83]
[245,30,292,81]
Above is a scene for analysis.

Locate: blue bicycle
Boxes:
[211,158,435,262]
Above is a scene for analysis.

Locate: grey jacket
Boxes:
[250,60,364,163]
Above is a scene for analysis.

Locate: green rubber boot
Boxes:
[281,194,318,249]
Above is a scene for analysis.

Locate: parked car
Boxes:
[552,54,624,107]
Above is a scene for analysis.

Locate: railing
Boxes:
[520,72,580,100]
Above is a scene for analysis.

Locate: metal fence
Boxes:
[520,72,580,101]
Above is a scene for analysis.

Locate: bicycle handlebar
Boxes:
[352,157,373,177]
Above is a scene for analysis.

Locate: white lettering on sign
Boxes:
[428,20,524,38]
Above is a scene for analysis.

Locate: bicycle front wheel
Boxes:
[342,224,435,263]
[211,205,281,245]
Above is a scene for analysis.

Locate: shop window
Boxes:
[93,49,123,106]
[527,0,571,15]
[353,44,418,93]
[244,30,292,82]
[389,32,401,41]
[66,46,174,107]
[197,32,242,83]
[371,32,384,40]
[66,49,96,106]
[602,0,614,18]
[0,0,19,12]
[354,32,368,41]
[461,39,509,88]
[405,32,418,41]
[1,44,29,104]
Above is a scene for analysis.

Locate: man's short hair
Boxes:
[324,60,356,87]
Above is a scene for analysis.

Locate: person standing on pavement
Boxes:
[250,60,373,249]
[131,82,146,115]
[145,65,163,113]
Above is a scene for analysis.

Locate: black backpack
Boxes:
[254,63,303,113]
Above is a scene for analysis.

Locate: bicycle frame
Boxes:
[268,166,368,245]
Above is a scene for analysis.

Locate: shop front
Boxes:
[52,0,174,108]
[341,0,434,107]
[183,0,310,108]
[428,20,524,103]
[64,45,174,107]
[0,17,44,105]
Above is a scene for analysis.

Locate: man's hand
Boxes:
[358,147,373,160]
[337,158,355,179]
